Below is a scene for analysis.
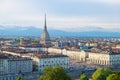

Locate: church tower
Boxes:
[40,14,51,46]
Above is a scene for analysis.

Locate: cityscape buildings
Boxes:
[0,15,120,80]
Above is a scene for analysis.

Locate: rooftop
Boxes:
[0,52,31,60]
[1,47,33,54]
[85,48,120,55]
[34,53,68,58]
[19,43,42,48]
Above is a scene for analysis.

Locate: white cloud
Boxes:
[0,0,119,32]
[0,15,119,32]
[44,16,120,32]
[0,6,119,31]
[90,0,120,5]
[64,0,120,5]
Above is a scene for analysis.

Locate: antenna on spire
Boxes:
[44,13,47,30]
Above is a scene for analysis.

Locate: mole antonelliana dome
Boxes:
[40,14,51,46]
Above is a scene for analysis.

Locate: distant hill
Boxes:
[0,26,120,37]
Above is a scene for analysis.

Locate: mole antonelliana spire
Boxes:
[44,14,47,30]
[40,14,51,46]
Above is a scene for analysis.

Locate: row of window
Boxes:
[40,61,68,63]
[0,76,15,80]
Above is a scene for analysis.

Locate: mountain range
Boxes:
[0,26,120,38]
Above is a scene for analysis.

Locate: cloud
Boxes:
[43,16,120,32]
[90,0,120,5]
[0,0,119,32]
[64,0,120,5]
[0,14,119,32]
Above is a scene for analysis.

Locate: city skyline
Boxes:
[0,0,119,32]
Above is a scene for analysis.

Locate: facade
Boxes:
[47,47,87,62]
[88,52,110,65]
[0,75,16,80]
[8,58,33,74]
[55,40,78,47]
[0,59,8,75]
[32,54,69,71]
[85,42,97,47]
[3,45,120,68]
[109,54,120,66]
[48,47,62,54]
[40,14,51,46]
[0,54,33,75]
[87,48,120,66]
[47,47,120,66]
[62,49,86,62]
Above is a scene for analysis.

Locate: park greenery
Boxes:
[79,73,89,80]
[16,67,120,80]
[38,66,71,80]
[91,68,120,80]
[106,71,120,80]
[16,77,22,80]
[92,68,112,80]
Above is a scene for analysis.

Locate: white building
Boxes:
[0,59,8,75]
[8,58,33,74]
[0,53,33,75]
[0,75,16,80]
[32,54,69,71]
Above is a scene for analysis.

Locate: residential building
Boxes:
[0,53,33,74]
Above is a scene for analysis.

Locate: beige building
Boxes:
[85,42,97,47]
[48,47,62,54]
[62,49,86,62]
[87,48,120,66]
[47,47,120,66]
[47,47,87,62]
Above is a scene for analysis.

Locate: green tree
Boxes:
[92,68,112,80]
[113,71,120,80]
[106,71,120,80]
[16,77,22,80]
[38,66,71,80]
[107,74,115,80]
[80,73,89,80]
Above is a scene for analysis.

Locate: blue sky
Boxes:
[0,0,119,32]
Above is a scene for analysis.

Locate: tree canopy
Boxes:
[38,66,71,80]
[107,74,115,80]
[92,68,112,80]
[80,73,89,80]
[106,71,120,80]
[16,77,22,80]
